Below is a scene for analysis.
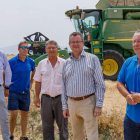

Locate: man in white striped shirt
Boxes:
[62,32,106,140]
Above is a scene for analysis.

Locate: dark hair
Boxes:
[18,41,28,48]
[69,32,84,42]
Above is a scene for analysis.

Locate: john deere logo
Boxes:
[61,54,65,57]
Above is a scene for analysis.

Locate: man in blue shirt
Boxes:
[117,30,140,140]
[0,51,12,140]
[8,41,35,140]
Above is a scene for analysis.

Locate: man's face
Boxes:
[133,33,140,55]
[45,43,58,57]
[69,35,84,54]
[18,43,29,56]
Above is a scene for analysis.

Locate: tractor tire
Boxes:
[103,50,125,81]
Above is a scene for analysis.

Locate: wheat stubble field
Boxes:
[1,54,126,140]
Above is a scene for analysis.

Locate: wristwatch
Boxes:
[4,87,9,90]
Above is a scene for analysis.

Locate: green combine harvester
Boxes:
[28,0,140,80]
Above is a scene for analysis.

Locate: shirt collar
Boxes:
[47,56,60,63]
[137,63,140,68]
[70,50,86,59]
[133,55,138,62]
[16,54,28,60]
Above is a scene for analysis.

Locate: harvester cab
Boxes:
[65,0,140,80]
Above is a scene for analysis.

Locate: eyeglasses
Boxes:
[69,41,83,45]
[46,47,57,50]
[20,46,29,49]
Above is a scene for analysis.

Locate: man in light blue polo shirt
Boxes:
[8,41,35,140]
[117,30,140,140]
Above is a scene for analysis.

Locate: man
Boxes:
[62,32,106,140]
[0,51,11,140]
[117,30,140,140]
[34,40,68,140]
[8,41,35,140]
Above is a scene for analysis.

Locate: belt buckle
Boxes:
[50,96,55,99]
[82,96,85,100]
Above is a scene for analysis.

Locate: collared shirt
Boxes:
[118,55,140,123]
[9,54,35,92]
[0,51,12,86]
[62,50,106,110]
[137,63,140,70]
[33,57,65,97]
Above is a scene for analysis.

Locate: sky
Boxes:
[0,0,99,48]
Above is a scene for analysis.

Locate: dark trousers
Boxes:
[124,115,140,140]
[41,95,68,140]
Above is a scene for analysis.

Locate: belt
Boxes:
[42,94,61,99]
[69,93,95,101]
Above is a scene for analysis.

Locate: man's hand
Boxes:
[35,97,40,108]
[94,107,102,117]
[4,89,9,97]
[131,91,140,103]
[29,83,33,90]
[63,109,70,118]
[126,94,137,105]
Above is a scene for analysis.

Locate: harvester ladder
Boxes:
[91,19,103,65]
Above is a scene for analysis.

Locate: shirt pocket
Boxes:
[55,72,62,85]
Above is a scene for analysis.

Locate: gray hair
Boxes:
[69,32,84,42]
[133,30,140,39]
[18,41,28,48]
[45,40,59,49]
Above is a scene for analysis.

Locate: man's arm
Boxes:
[117,81,137,105]
[3,71,9,97]
[3,53,12,97]
[30,69,36,90]
[61,63,69,118]
[93,56,106,117]
[35,81,41,108]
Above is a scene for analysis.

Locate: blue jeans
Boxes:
[8,90,30,111]
[124,115,140,140]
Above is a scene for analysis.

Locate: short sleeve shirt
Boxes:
[33,57,65,97]
[9,55,35,92]
[118,55,140,123]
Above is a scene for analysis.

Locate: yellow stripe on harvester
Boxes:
[106,39,132,42]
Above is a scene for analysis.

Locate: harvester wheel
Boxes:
[103,50,125,81]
